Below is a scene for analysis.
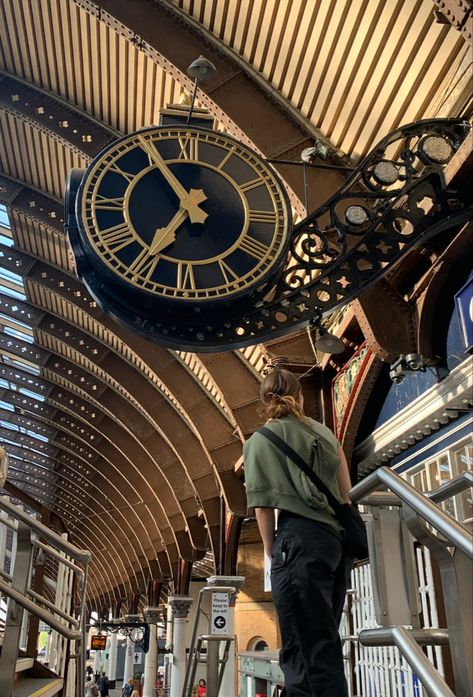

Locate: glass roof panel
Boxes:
[0,205,50,487]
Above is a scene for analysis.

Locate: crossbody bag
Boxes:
[258,426,369,560]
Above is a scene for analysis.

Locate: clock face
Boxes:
[76,126,291,302]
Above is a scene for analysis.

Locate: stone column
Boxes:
[143,608,161,697]
[107,630,118,687]
[207,576,245,697]
[168,596,193,697]
[123,634,134,686]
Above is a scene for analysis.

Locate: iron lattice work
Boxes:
[130,118,471,350]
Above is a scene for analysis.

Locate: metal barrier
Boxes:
[351,467,473,697]
[182,585,235,697]
[0,496,91,697]
[238,470,472,697]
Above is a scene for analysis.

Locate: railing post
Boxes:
[0,521,34,697]
[206,575,245,697]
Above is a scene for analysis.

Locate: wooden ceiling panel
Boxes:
[0,113,85,198]
[172,0,469,159]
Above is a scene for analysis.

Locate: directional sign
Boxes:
[210,592,230,635]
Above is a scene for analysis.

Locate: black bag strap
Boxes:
[258,425,343,516]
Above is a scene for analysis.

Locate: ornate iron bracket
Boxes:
[93,621,151,652]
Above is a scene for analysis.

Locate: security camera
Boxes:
[405,353,424,370]
[389,368,405,384]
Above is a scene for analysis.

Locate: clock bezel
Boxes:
[75,125,292,304]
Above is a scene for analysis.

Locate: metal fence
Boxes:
[340,546,444,697]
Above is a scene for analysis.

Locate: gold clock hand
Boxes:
[149,208,189,256]
[138,136,208,224]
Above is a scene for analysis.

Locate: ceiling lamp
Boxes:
[185,55,217,125]
[187,55,217,80]
[315,326,345,354]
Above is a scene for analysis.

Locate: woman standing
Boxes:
[243,368,353,697]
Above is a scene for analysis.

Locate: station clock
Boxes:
[67,125,291,330]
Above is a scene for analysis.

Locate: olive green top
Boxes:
[243,414,344,534]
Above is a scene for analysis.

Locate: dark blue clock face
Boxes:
[77,126,290,301]
[129,165,245,259]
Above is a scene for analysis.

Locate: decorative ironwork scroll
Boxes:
[118,118,471,351]
[94,621,152,652]
[66,118,471,351]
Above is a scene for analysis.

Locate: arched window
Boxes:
[248,636,268,651]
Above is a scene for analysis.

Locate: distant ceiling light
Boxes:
[185,56,217,125]
[187,56,217,81]
[315,326,345,354]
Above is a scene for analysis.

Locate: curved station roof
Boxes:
[0,0,471,610]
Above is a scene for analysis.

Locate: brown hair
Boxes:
[260,368,306,421]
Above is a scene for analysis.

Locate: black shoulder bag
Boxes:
[259,426,369,560]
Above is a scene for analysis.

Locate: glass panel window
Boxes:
[408,435,473,529]
[453,442,473,530]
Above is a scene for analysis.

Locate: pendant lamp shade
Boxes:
[315,327,345,354]
[187,56,217,81]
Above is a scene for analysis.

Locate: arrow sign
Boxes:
[210,592,230,635]
[214,615,226,629]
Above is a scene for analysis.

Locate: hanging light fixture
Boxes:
[186,55,217,124]
[315,326,346,354]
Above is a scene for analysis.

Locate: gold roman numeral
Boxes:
[95,195,125,211]
[240,176,267,193]
[108,163,135,183]
[239,235,269,260]
[98,223,135,252]
[138,136,161,166]
[177,134,199,160]
[218,259,240,284]
[249,210,277,224]
[217,146,236,170]
[176,263,196,291]
[128,249,158,279]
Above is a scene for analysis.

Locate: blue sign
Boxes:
[455,277,473,351]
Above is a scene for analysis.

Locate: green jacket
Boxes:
[243,415,344,534]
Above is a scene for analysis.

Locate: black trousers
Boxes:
[271,512,352,697]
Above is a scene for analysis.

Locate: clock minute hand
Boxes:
[138,136,208,224]
[149,208,189,256]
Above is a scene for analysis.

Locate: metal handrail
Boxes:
[350,466,473,558]
[0,496,91,562]
[27,588,80,627]
[35,539,85,577]
[361,626,455,697]
[427,471,473,504]
[359,627,450,646]
[0,497,90,697]
[0,578,81,639]
[358,472,473,510]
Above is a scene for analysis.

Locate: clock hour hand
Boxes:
[149,208,189,256]
[138,135,208,224]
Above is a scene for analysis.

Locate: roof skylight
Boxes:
[0,204,50,486]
